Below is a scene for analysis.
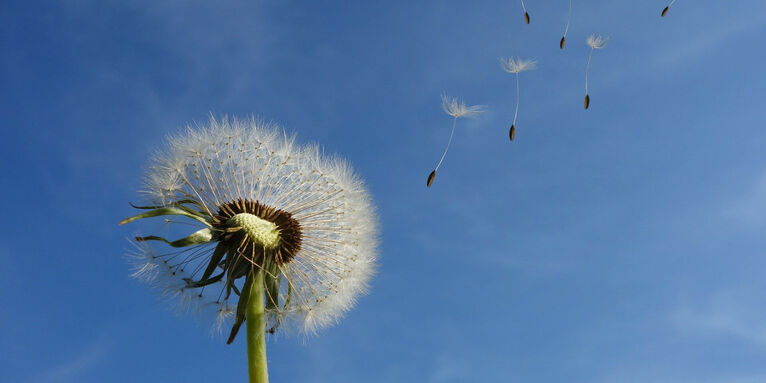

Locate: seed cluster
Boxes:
[427,2,666,187]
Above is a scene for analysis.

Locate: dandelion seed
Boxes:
[584,34,609,110]
[427,170,436,187]
[121,116,378,381]
[501,57,537,142]
[661,0,676,17]
[520,0,530,24]
[560,0,572,49]
[428,95,485,187]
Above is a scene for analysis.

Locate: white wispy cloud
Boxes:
[652,11,766,69]
[28,338,110,383]
[671,288,766,346]
[599,370,766,383]
[426,353,471,383]
[722,172,766,227]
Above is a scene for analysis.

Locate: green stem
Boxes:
[246,269,269,383]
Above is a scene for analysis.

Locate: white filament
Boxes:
[513,73,520,127]
[563,0,572,38]
[585,48,593,94]
[434,117,458,172]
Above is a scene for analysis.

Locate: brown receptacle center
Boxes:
[214,198,302,265]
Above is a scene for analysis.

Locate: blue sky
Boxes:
[2,0,766,382]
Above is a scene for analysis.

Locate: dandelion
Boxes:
[520,0,530,24]
[121,116,378,383]
[560,0,572,49]
[661,0,676,17]
[427,95,485,187]
[500,57,537,142]
[584,34,609,110]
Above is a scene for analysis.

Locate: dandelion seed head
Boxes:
[500,57,537,74]
[587,34,609,49]
[125,116,378,337]
[440,94,485,119]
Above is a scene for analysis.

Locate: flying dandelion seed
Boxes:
[427,95,485,187]
[661,0,676,17]
[520,0,530,24]
[560,0,572,49]
[121,116,378,383]
[500,57,537,142]
[584,34,609,110]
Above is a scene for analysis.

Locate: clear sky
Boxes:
[2,1,766,382]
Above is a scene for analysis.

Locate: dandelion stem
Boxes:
[512,72,520,127]
[246,268,269,383]
[434,117,458,172]
[585,47,594,95]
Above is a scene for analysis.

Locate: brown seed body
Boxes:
[509,125,516,141]
[427,170,436,187]
[584,94,590,110]
[560,36,566,49]
[661,6,669,17]
[524,12,530,24]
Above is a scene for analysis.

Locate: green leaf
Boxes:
[198,242,228,283]
[264,262,281,311]
[119,207,212,227]
[130,200,210,218]
[227,272,253,344]
[183,272,224,288]
[224,249,247,299]
[135,228,215,247]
